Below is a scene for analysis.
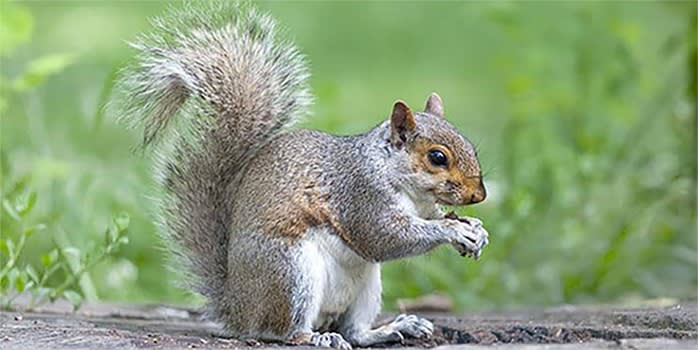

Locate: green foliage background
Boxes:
[1,0,696,310]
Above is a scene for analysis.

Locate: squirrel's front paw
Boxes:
[444,214,489,259]
[389,314,434,340]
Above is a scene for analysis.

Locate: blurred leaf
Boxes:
[2,174,31,199]
[2,199,21,221]
[0,149,9,178]
[0,1,33,56]
[4,239,15,257]
[117,236,129,246]
[0,240,8,256]
[14,271,26,292]
[13,53,75,91]
[16,191,37,217]
[25,265,39,284]
[0,274,8,292]
[24,223,47,238]
[113,212,130,233]
[62,290,83,310]
[40,249,59,267]
[7,268,19,286]
[61,247,81,267]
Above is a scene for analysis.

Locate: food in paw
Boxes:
[444,211,488,260]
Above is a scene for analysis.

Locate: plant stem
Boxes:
[0,228,26,280]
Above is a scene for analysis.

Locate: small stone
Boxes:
[13,315,22,321]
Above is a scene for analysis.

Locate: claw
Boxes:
[417,324,432,337]
[395,331,405,344]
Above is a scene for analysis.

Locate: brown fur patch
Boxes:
[260,178,349,244]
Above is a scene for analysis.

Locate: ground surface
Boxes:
[1,301,696,350]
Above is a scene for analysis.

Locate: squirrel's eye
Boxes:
[428,149,448,167]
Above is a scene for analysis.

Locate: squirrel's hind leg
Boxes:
[339,265,434,347]
[281,235,354,350]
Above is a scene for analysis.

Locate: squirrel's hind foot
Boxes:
[311,332,352,350]
[289,332,352,350]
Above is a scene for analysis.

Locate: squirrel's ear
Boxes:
[390,100,416,148]
[424,92,444,118]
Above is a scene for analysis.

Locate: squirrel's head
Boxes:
[388,93,486,206]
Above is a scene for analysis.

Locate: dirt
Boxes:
[1,300,696,350]
[405,303,697,346]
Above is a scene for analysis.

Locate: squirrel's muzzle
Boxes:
[462,178,486,205]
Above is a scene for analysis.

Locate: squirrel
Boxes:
[112,2,489,349]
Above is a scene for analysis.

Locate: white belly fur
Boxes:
[298,228,374,330]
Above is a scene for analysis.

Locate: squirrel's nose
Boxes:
[465,182,486,205]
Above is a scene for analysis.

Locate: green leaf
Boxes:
[24,223,47,237]
[0,2,34,57]
[117,236,129,246]
[106,225,117,243]
[0,239,8,256]
[17,191,37,217]
[50,249,60,262]
[7,268,19,288]
[4,239,15,257]
[62,290,83,310]
[2,174,31,199]
[25,265,38,284]
[14,272,26,292]
[2,199,21,221]
[0,275,8,291]
[113,212,130,233]
[40,254,50,267]
[82,242,99,263]
[61,247,81,266]
[41,249,58,267]
[0,149,9,177]
[13,53,75,91]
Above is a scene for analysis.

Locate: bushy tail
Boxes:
[111,1,311,321]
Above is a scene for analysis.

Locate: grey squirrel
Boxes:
[112,2,489,349]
